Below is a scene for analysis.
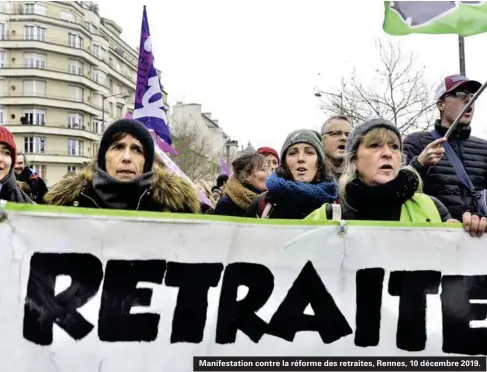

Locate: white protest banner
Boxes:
[0,203,486,372]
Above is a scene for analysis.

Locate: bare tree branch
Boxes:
[319,40,436,135]
[170,121,219,182]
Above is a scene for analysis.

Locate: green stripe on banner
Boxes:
[3,202,462,229]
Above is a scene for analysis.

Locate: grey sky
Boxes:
[99,0,487,152]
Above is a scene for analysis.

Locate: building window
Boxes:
[60,10,73,22]
[68,33,83,49]
[68,113,83,129]
[32,164,46,179]
[0,79,5,94]
[24,26,46,41]
[67,165,77,173]
[0,23,5,41]
[93,120,103,135]
[92,142,99,157]
[22,109,46,125]
[68,59,83,75]
[92,69,107,86]
[23,80,45,96]
[109,102,114,116]
[0,51,5,68]
[92,92,102,109]
[23,52,46,69]
[68,85,83,102]
[68,139,83,156]
[93,45,107,61]
[24,4,34,14]
[24,137,45,154]
[0,108,4,125]
[116,105,123,118]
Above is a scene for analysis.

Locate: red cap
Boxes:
[435,74,481,101]
[0,126,16,165]
[257,146,279,162]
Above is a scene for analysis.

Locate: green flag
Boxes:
[383,1,487,37]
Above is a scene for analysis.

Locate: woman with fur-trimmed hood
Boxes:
[44,119,200,213]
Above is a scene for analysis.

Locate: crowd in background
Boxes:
[0,74,486,238]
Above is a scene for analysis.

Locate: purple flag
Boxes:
[133,6,177,155]
[219,156,231,176]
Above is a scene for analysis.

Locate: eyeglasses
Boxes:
[446,90,474,101]
[324,130,350,138]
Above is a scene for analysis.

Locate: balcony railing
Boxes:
[0,7,138,67]
[23,150,91,157]
[0,35,137,81]
[2,63,110,88]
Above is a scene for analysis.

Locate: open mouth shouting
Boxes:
[379,164,393,172]
[296,167,308,176]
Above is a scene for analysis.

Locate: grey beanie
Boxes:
[346,118,402,153]
[280,129,325,164]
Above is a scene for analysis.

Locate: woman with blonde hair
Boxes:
[306,119,487,237]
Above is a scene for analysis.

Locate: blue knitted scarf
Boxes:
[265,172,338,204]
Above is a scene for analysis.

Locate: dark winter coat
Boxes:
[44,161,201,213]
[403,121,487,220]
[15,167,48,204]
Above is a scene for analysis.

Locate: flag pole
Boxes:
[458,35,466,75]
[444,79,487,140]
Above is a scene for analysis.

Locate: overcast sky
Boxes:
[99,0,487,152]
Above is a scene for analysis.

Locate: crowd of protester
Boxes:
[0,74,486,237]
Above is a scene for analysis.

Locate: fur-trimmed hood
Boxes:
[44,161,200,213]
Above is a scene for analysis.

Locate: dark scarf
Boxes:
[345,168,419,221]
[92,166,154,210]
[0,169,17,197]
[265,172,339,205]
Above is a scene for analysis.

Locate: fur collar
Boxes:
[44,161,200,213]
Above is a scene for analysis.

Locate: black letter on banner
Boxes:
[166,262,224,343]
[216,263,274,344]
[355,268,385,347]
[267,261,352,343]
[442,275,487,355]
[98,260,165,342]
[23,253,103,345]
[388,270,441,351]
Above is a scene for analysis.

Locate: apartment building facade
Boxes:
[0,1,139,186]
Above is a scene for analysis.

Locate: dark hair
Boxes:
[231,153,267,184]
[216,174,229,187]
[276,155,334,183]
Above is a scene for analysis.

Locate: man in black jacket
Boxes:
[14,152,48,204]
[403,74,487,221]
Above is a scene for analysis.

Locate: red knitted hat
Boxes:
[257,146,279,162]
[0,126,16,165]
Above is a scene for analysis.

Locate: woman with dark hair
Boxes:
[213,153,269,217]
[245,129,338,219]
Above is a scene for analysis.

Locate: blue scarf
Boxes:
[265,172,338,204]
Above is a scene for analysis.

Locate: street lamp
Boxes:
[314,90,344,114]
[101,91,130,127]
